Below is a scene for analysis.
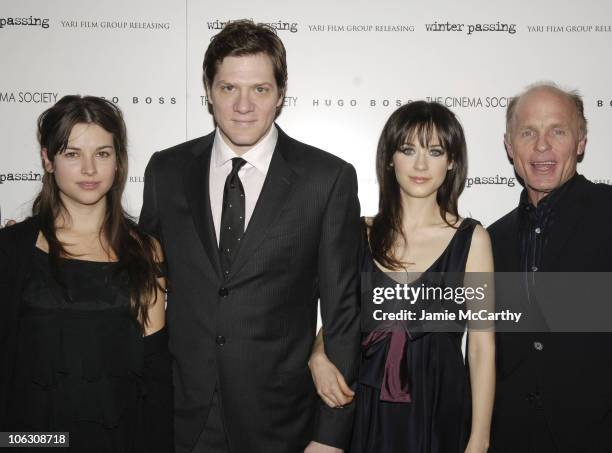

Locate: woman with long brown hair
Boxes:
[0,95,172,452]
[309,101,495,453]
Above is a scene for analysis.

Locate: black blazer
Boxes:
[0,216,39,430]
[488,174,612,452]
[139,126,362,453]
[0,217,173,452]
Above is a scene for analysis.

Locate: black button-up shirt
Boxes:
[518,173,578,274]
[517,173,578,330]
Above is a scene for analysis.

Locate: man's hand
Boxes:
[1,219,16,228]
[304,441,343,453]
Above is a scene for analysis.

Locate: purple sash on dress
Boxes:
[362,326,412,403]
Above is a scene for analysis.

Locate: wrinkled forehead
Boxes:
[513,88,578,126]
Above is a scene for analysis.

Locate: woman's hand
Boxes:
[308,349,355,408]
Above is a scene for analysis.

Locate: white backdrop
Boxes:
[2,0,612,225]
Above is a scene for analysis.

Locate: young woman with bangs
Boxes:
[309,101,495,453]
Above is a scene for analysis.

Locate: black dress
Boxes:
[350,219,479,453]
[7,248,165,453]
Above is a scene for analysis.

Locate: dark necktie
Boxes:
[219,157,247,278]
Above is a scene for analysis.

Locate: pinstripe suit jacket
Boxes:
[139,126,361,453]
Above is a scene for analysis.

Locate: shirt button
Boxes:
[533,341,544,351]
[216,335,226,346]
[218,287,229,297]
[535,227,541,234]
[531,266,538,272]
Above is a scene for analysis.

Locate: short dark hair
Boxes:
[370,101,468,270]
[203,19,287,93]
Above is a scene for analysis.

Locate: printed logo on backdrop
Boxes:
[466,175,516,189]
[596,98,612,108]
[91,95,178,106]
[0,92,58,104]
[307,24,414,32]
[0,16,49,30]
[60,19,170,30]
[424,21,516,35]
[527,24,611,33]
[592,178,612,185]
[308,96,512,109]
[0,92,177,107]
[129,175,145,184]
[0,171,42,185]
[207,19,298,33]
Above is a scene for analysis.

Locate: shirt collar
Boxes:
[212,125,278,175]
[519,172,579,215]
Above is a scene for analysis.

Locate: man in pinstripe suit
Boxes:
[140,20,361,453]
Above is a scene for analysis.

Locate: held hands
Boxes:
[308,348,355,408]
[304,441,343,453]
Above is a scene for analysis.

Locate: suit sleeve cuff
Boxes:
[312,401,355,450]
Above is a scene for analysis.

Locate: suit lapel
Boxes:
[505,211,521,271]
[491,209,521,272]
[183,135,222,280]
[541,175,589,271]
[228,130,297,278]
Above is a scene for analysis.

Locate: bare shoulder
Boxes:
[466,223,493,272]
[470,223,492,249]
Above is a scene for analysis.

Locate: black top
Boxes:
[518,173,578,274]
[8,250,143,452]
[0,217,173,453]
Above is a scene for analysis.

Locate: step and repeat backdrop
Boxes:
[2,0,612,224]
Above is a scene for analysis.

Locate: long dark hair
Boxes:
[33,95,161,329]
[370,101,468,270]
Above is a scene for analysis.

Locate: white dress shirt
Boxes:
[209,125,278,244]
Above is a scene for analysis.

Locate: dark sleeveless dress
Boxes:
[7,249,145,452]
[350,218,479,453]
